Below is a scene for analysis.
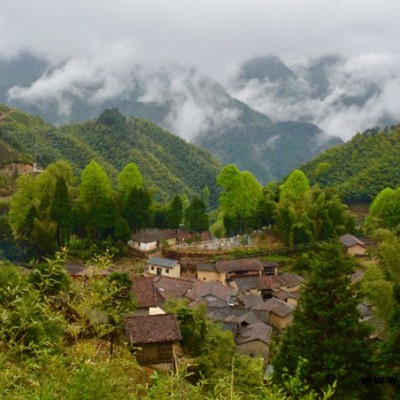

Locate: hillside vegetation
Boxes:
[300,125,400,203]
[0,105,220,203]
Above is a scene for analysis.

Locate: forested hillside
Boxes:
[300,125,400,203]
[0,105,220,203]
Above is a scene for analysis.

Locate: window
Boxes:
[151,266,154,270]
[166,269,169,274]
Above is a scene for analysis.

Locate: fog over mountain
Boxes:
[229,54,400,140]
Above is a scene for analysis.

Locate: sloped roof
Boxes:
[131,277,160,308]
[233,276,266,292]
[154,275,194,300]
[225,310,260,326]
[185,280,230,303]
[197,263,218,272]
[125,314,182,344]
[239,293,264,309]
[339,233,367,248]
[235,322,273,346]
[252,298,294,318]
[262,260,279,268]
[274,290,298,302]
[279,272,304,288]
[259,275,282,291]
[148,256,178,269]
[131,229,176,243]
[216,258,263,273]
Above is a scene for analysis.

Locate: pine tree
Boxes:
[123,187,152,231]
[273,243,373,399]
[185,197,208,232]
[167,195,183,229]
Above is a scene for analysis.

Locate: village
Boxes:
[64,228,379,372]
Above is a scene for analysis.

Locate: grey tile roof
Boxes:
[154,276,194,299]
[339,233,367,248]
[235,322,273,346]
[148,256,178,269]
[252,298,294,318]
[279,272,304,288]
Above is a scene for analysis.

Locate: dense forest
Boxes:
[300,125,400,203]
[0,105,221,203]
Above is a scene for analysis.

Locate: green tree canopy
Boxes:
[117,163,143,200]
[273,243,373,399]
[279,169,310,202]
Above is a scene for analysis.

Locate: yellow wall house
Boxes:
[339,233,369,256]
[147,256,181,278]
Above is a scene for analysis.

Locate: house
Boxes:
[129,229,178,252]
[197,263,222,283]
[339,233,373,256]
[252,298,294,329]
[279,272,304,293]
[125,314,182,369]
[147,256,181,278]
[129,229,210,253]
[130,277,165,316]
[185,280,231,307]
[238,292,264,309]
[274,290,299,307]
[262,261,279,275]
[231,276,267,295]
[216,258,264,284]
[154,275,195,302]
[235,322,273,364]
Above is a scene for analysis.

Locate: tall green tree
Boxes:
[185,196,209,232]
[167,195,183,229]
[117,163,143,201]
[77,160,117,241]
[365,187,400,231]
[217,165,262,234]
[50,176,72,247]
[279,169,310,202]
[273,243,373,399]
[123,187,152,231]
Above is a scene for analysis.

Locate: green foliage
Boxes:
[117,162,143,200]
[50,176,73,246]
[273,243,373,399]
[365,187,400,231]
[185,196,209,232]
[0,105,221,204]
[217,165,263,234]
[29,251,71,299]
[123,187,152,231]
[167,194,183,229]
[279,169,310,202]
[275,186,353,247]
[300,125,400,203]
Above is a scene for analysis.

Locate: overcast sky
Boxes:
[2,0,400,80]
[2,1,400,140]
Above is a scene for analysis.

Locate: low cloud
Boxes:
[230,53,400,140]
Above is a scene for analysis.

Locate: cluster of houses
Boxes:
[124,252,304,370]
[64,230,379,370]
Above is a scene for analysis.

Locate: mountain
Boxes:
[230,54,397,135]
[0,105,221,204]
[299,124,400,204]
[0,51,343,183]
[197,117,341,183]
